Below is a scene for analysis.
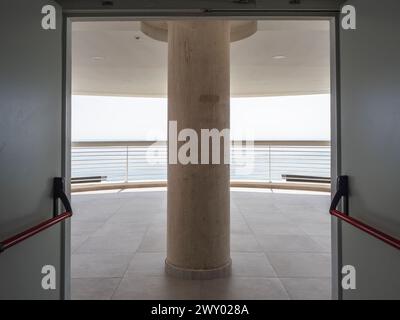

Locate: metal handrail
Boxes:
[0,212,73,253]
[330,209,400,250]
[72,140,330,147]
[0,178,73,254]
[330,176,400,251]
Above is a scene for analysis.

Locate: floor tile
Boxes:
[309,235,331,252]
[71,278,121,300]
[93,222,148,237]
[280,207,330,224]
[299,222,331,236]
[72,253,133,278]
[256,234,325,253]
[280,277,331,300]
[242,212,291,224]
[113,275,203,300]
[250,221,306,236]
[138,225,167,252]
[71,235,89,253]
[231,253,276,277]
[231,234,262,252]
[75,234,144,254]
[230,220,253,235]
[107,211,157,224]
[72,208,117,222]
[125,252,166,277]
[238,204,282,215]
[199,277,289,300]
[267,252,331,278]
[71,221,104,237]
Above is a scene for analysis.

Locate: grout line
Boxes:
[262,250,292,299]
[109,255,135,300]
[234,197,315,300]
[110,221,155,300]
[235,201,282,282]
[70,198,126,253]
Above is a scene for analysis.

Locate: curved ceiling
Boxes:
[72,20,330,97]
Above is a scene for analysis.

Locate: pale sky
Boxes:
[71,94,330,141]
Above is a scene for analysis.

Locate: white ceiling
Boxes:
[72,20,331,97]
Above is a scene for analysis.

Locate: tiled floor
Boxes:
[71,188,332,300]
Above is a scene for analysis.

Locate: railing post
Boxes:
[268,145,272,183]
[125,146,129,183]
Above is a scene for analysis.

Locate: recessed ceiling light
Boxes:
[91,56,105,61]
[272,55,287,60]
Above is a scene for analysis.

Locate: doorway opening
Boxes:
[68,18,335,300]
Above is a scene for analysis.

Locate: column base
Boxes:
[165,259,232,280]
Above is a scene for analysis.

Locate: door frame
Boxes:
[62,8,342,300]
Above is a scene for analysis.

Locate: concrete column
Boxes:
[166,21,231,279]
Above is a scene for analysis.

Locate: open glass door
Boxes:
[0,0,68,299]
[336,0,400,299]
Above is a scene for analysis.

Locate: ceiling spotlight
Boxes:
[272,55,287,60]
[91,56,105,61]
[135,35,141,40]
